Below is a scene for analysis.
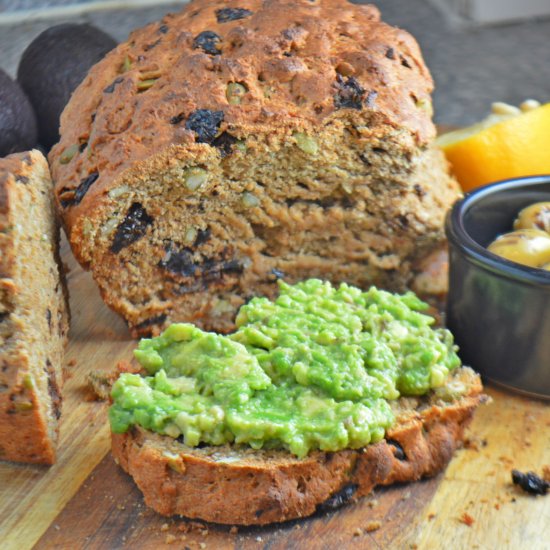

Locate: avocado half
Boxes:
[0,68,38,157]
[17,23,117,149]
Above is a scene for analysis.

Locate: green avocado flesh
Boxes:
[109,279,461,458]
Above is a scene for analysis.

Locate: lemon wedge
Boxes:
[436,101,550,192]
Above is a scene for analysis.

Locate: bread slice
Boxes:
[0,150,69,465]
[111,366,485,524]
[49,0,461,337]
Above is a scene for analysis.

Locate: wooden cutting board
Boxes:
[1,243,549,550]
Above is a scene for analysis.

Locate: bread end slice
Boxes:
[0,150,69,465]
[111,367,486,525]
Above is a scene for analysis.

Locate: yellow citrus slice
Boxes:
[436,102,550,192]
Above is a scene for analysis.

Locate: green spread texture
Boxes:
[109,279,461,457]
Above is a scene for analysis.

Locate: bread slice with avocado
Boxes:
[109,280,485,524]
[112,367,483,525]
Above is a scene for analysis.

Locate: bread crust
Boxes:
[0,151,69,464]
[0,337,57,464]
[111,368,485,524]
[50,0,435,234]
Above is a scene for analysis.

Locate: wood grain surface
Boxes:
[1,243,549,550]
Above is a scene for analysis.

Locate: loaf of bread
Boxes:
[112,366,485,525]
[50,0,460,336]
[0,150,69,464]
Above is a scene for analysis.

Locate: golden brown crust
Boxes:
[0,362,56,465]
[0,151,69,465]
[111,368,485,524]
[51,0,434,230]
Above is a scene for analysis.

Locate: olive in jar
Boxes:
[513,202,550,233]
[487,228,550,268]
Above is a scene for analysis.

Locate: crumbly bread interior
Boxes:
[80,125,457,336]
[49,0,461,336]
[0,151,68,464]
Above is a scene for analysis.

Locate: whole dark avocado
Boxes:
[0,68,38,156]
[17,23,116,149]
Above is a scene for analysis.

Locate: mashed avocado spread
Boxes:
[109,280,461,458]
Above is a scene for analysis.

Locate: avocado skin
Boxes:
[17,23,116,149]
[0,68,38,157]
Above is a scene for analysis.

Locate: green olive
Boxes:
[488,229,550,268]
[513,202,550,234]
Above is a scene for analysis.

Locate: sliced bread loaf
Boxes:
[49,0,461,337]
[111,366,485,525]
[0,150,69,464]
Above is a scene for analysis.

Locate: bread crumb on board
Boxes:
[352,519,382,537]
[87,361,142,400]
[85,370,117,401]
[459,512,475,526]
[175,520,207,534]
[161,520,210,547]
[366,521,382,532]
[499,455,514,467]
[463,436,488,451]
